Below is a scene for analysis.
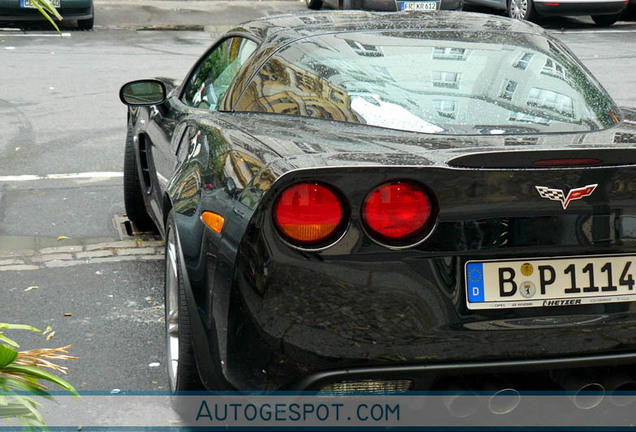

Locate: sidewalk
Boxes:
[94,0,307,32]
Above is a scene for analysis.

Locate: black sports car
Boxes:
[120,11,636,396]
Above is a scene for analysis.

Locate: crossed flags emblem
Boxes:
[535,184,598,210]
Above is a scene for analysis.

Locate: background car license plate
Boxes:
[21,0,61,8]
[400,1,440,11]
[466,255,636,310]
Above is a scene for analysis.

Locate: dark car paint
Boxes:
[125,11,636,391]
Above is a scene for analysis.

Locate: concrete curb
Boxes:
[0,240,165,272]
[94,0,307,32]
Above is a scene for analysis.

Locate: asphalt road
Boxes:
[0,2,635,428]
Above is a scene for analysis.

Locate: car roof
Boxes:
[231,10,546,47]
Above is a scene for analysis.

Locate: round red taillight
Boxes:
[362,180,434,245]
[274,182,345,246]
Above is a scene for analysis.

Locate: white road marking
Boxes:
[0,172,123,182]
[0,32,71,37]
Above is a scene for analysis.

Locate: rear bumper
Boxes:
[0,3,93,22]
[217,272,636,391]
[222,263,636,390]
[534,1,627,16]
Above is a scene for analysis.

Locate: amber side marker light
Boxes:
[202,211,225,234]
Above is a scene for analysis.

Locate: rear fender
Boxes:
[172,212,231,390]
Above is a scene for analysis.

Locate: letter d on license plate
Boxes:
[466,254,636,310]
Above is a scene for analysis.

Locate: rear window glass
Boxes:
[234,30,620,135]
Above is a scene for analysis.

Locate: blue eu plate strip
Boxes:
[466,262,485,303]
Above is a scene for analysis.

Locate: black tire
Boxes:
[77,16,94,30]
[591,13,621,26]
[165,213,205,394]
[78,5,94,30]
[507,0,536,21]
[123,130,156,232]
[305,0,323,9]
[165,211,233,408]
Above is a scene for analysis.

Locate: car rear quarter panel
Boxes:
[220,163,636,388]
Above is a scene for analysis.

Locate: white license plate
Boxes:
[400,1,440,11]
[21,0,61,9]
[466,255,636,310]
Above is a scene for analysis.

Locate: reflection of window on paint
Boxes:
[432,71,461,89]
[513,52,534,70]
[329,88,347,105]
[345,39,384,57]
[509,112,551,126]
[294,70,318,92]
[542,59,567,80]
[500,80,518,100]
[434,100,457,119]
[432,47,467,61]
[527,88,574,117]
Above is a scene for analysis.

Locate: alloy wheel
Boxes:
[509,0,528,19]
[165,226,180,393]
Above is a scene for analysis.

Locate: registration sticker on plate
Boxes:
[466,255,636,310]
[21,0,61,8]
[400,1,440,11]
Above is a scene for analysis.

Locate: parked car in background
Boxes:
[464,0,627,25]
[0,0,94,29]
[306,0,463,11]
[120,10,636,396]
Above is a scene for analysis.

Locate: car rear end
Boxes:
[223,135,636,393]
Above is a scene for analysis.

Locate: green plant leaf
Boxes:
[2,365,78,398]
[0,333,19,348]
[0,377,49,396]
[0,324,41,333]
[0,345,18,367]
[0,397,45,425]
[0,404,33,418]
[30,0,62,33]
[33,0,63,20]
